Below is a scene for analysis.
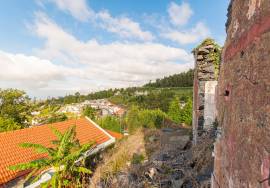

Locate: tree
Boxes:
[46,113,68,124]
[0,89,32,130]
[0,117,22,132]
[83,106,96,120]
[144,69,194,88]
[167,97,181,124]
[10,126,93,187]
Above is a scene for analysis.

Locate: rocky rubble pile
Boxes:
[105,127,215,188]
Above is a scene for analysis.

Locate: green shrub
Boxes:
[97,116,122,133]
[0,117,22,132]
[131,153,145,164]
[126,106,141,133]
[83,106,96,120]
[125,106,168,133]
[167,97,182,123]
[138,109,167,129]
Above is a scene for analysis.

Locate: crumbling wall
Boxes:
[213,0,270,187]
[192,40,220,145]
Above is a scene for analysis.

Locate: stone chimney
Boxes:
[192,39,221,145]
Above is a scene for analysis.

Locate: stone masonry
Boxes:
[212,0,270,187]
[192,40,220,145]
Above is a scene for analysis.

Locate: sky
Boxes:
[0,0,229,98]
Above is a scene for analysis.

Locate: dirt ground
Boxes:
[91,126,215,188]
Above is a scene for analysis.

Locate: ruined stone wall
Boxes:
[213,0,270,187]
[192,40,220,145]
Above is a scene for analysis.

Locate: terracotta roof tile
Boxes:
[105,129,123,139]
[0,117,111,185]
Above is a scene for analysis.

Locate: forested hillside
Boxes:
[144,69,194,88]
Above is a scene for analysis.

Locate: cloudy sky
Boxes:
[0,0,229,98]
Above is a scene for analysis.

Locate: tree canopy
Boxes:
[144,69,194,88]
[0,89,32,131]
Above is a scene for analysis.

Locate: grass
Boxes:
[90,129,146,187]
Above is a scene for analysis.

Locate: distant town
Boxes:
[31,99,125,126]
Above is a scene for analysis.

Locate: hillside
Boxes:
[144,69,194,88]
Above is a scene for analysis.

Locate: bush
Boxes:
[46,113,68,124]
[83,106,96,120]
[126,106,167,133]
[126,106,141,133]
[167,97,182,123]
[179,98,192,125]
[97,116,122,133]
[131,153,145,164]
[138,109,167,129]
[0,117,22,132]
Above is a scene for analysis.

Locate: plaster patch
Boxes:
[247,0,257,19]
[204,81,217,129]
[247,0,261,19]
[260,154,270,188]
[232,19,239,38]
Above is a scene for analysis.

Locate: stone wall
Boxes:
[192,40,220,145]
[213,0,270,187]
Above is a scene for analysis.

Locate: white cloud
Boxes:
[168,2,193,26]
[161,22,210,45]
[46,0,93,21]
[0,50,83,89]
[42,1,154,41]
[97,10,154,41]
[12,13,193,97]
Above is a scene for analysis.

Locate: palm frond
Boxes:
[74,167,92,174]
[24,168,39,182]
[62,142,93,163]
[19,143,55,157]
[9,158,48,171]
[50,126,63,140]
[56,125,76,158]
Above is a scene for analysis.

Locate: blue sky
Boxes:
[0,0,229,98]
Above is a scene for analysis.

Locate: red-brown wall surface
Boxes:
[213,0,270,187]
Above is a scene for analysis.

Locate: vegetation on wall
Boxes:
[194,38,222,78]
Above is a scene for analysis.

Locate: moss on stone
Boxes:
[193,38,222,79]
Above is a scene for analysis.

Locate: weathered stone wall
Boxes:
[192,40,220,145]
[213,0,270,187]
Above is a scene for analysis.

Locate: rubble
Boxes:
[101,127,215,188]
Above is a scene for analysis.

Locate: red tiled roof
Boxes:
[105,129,123,139]
[0,118,112,185]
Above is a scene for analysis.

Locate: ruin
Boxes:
[212,0,270,187]
[192,39,221,145]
